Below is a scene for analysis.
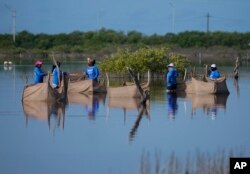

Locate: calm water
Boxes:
[0,64,250,174]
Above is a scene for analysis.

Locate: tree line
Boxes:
[1,29,250,54]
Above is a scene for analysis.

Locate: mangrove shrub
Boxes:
[99,47,190,75]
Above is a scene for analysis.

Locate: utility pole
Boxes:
[169,2,175,33]
[4,4,16,42]
[206,12,210,33]
[12,10,16,42]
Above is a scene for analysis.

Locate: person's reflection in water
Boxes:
[86,95,99,120]
[207,106,217,120]
[166,92,178,120]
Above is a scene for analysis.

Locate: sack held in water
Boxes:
[22,72,68,102]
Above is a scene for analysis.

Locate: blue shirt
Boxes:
[34,67,46,83]
[85,65,99,81]
[86,97,99,117]
[166,68,178,87]
[166,93,178,116]
[209,70,220,79]
[52,68,62,86]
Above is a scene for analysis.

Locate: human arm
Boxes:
[34,67,47,83]
[93,66,99,80]
[84,67,88,78]
[167,70,174,83]
[52,68,59,85]
[35,68,47,77]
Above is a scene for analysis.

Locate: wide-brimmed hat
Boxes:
[35,60,43,66]
[168,63,174,67]
[211,64,216,68]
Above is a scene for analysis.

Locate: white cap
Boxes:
[168,63,174,67]
[211,64,216,68]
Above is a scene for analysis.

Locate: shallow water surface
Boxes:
[0,65,250,174]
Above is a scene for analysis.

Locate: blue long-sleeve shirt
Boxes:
[52,68,62,86]
[166,93,178,116]
[165,68,178,87]
[209,70,220,79]
[84,65,99,81]
[34,67,46,83]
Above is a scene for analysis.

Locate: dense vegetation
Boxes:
[1,29,249,71]
[1,29,250,54]
[99,47,190,74]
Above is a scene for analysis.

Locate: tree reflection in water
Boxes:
[234,78,240,98]
[108,97,150,141]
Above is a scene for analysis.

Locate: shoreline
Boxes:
[1,46,250,65]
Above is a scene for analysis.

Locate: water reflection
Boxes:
[108,97,150,141]
[108,97,141,124]
[234,78,240,97]
[108,97,141,110]
[4,64,13,71]
[140,148,245,174]
[185,93,229,120]
[129,104,150,141]
[22,100,66,130]
[68,93,106,120]
[166,93,178,120]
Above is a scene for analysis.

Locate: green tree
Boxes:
[15,31,34,49]
[99,47,190,75]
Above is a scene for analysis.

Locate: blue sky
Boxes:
[0,0,250,35]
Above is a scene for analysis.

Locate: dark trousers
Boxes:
[167,84,177,90]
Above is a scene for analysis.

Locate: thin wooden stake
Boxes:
[183,68,187,81]
[234,57,240,79]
